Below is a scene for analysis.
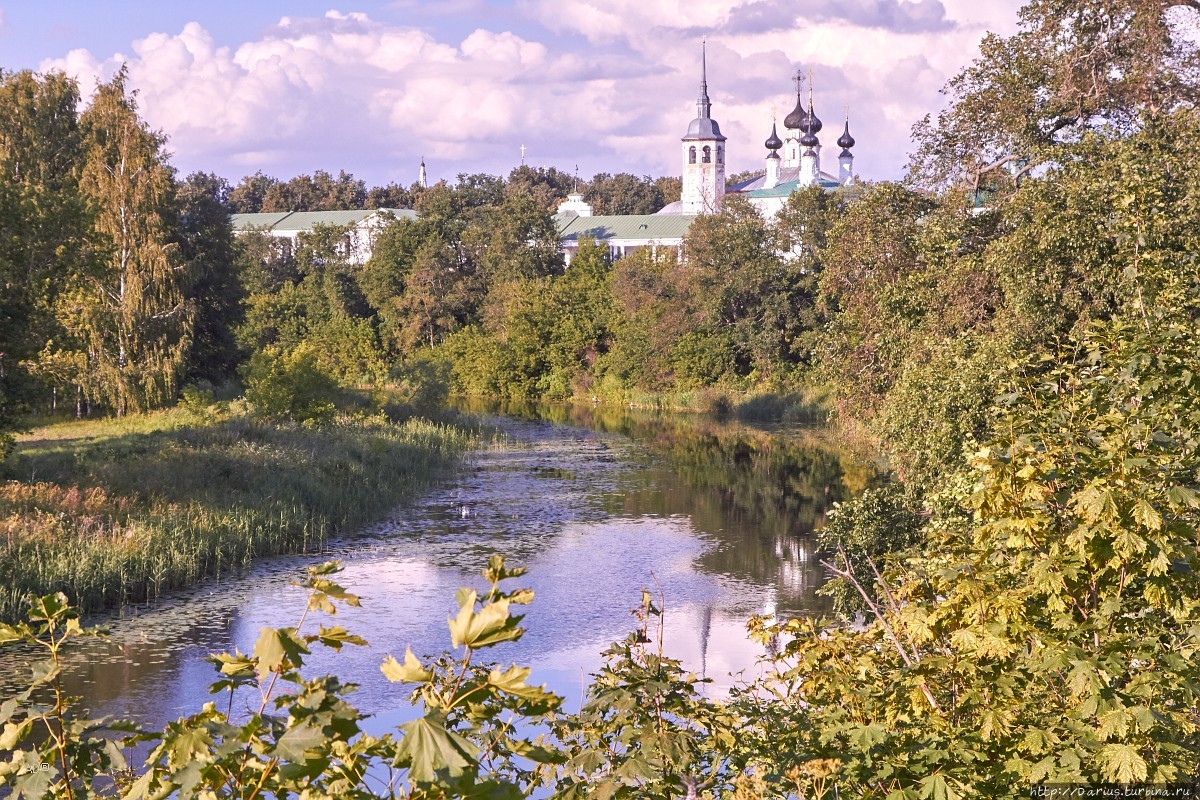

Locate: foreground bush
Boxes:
[747,305,1200,794]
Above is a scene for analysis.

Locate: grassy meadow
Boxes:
[0,406,473,621]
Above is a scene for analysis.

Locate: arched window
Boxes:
[688,146,697,164]
[702,145,711,163]
[716,145,724,164]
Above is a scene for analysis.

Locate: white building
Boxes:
[229,208,417,265]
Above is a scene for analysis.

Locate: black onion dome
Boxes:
[800,120,819,148]
[764,123,783,151]
[807,104,823,134]
[837,120,855,149]
[783,93,806,129]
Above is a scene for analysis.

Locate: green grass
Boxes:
[0,407,474,621]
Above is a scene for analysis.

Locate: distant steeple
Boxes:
[697,40,712,119]
[800,118,819,149]
[764,121,783,153]
[764,119,782,189]
[557,162,593,218]
[783,69,806,130]
[837,106,856,150]
[800,118,819,187]
[419,156,427,189]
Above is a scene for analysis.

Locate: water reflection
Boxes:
[0,403,876,730]
[459,399,880,615]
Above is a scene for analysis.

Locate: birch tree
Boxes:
[74,68,190,416]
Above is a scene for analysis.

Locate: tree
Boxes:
[227,170,279,213]
[365,180,421,210]
[815,183,937,416]
[680,195,799,383]
[175,172,244,386]
[603,247,698,391]
[72,69,191,416]
[506,165,574,210]
[473,192,563,285]
[585,173,669,215]
[260,169,368,211]
[0,70,90,442]
[454,172,505,209]
[909,0,1200,195]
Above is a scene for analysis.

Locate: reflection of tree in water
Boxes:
[460,399,882,614]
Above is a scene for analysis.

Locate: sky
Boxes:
[0,0,1026,188]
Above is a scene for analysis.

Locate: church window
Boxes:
[702,146,711,163]
[688,146,696,164]
[716,145,724,164]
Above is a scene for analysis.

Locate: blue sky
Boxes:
[0,0,1026,188]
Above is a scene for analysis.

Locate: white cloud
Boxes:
[35,2,1025,185]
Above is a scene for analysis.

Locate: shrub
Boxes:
[243,344,340,424]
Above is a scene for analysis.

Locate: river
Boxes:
[4,402,876,731]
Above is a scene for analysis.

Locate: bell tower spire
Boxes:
[680,40,726,214]
[697,40,712,119]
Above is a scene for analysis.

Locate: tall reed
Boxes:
[0,412,473,621]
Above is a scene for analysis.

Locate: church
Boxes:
[557,45,858,262]
[231,49,858,267]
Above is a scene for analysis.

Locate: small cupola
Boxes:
[837,120,855,151]
[800,119,819,149]
[764,122,783,157]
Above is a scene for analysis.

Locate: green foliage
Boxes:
[386,354,453,418]
[584,172,676,215]
[908,0,1200,194]
[816,482,925,616]
[243,344,341,424]
[755,301,1200,794]
[0,69,91,448]
[0,558,565,799]
[552,588,740,800]
[175,171,245,387]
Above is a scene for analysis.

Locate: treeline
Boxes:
[225,165,680,215]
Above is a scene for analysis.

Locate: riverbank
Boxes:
[0,408,474,621]
[531,385,835,424]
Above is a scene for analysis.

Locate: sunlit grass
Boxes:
[0,409,474,621]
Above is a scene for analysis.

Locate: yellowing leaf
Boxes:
[1098,743,1147,783]
[1131,498,1162,531]
[448,598,522,649]
[488,665,559,707]
[253,627,309,678]
[381,648,432,684]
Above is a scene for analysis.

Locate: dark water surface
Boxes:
[2,403,876,730]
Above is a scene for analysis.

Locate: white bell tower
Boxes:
[681,42,726,215]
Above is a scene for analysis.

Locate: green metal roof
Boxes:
[745,178,839,198]
[230,212,293,230]
[230,208,417,232]
[556,214,697,242]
